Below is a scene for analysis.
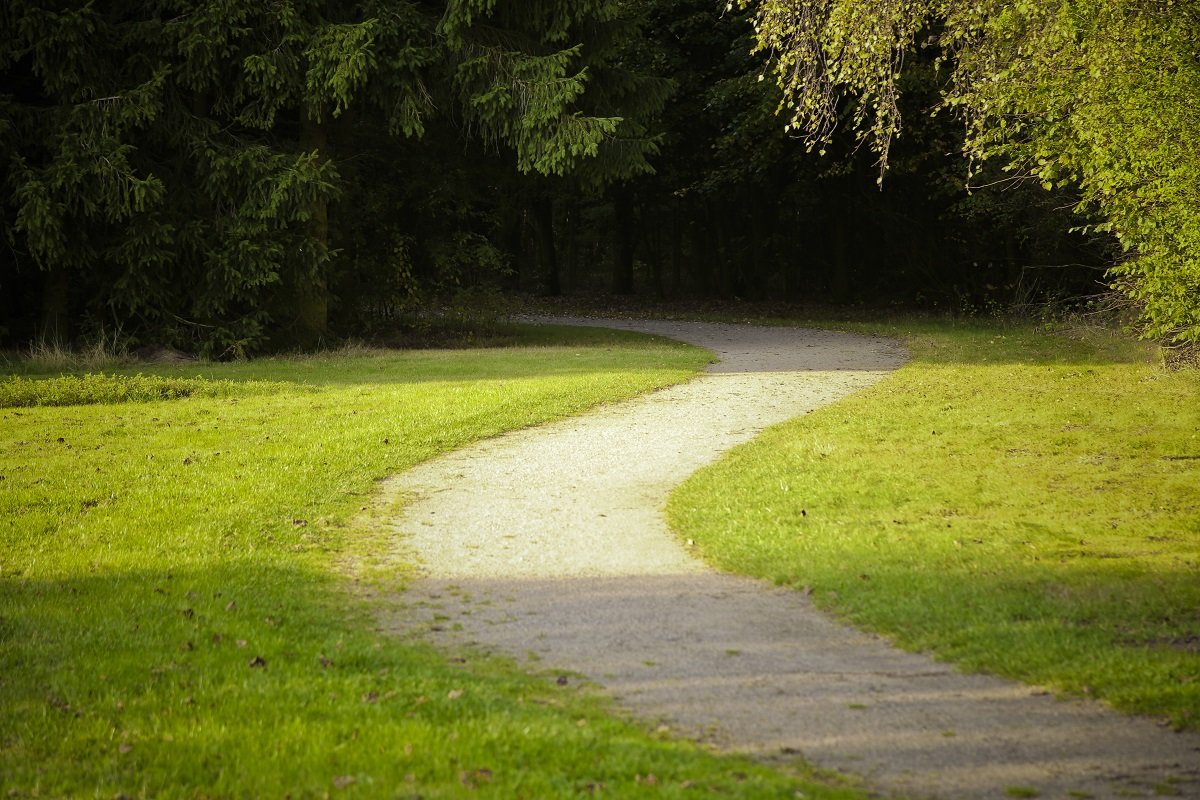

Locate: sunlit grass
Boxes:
[0,326,867,798]
[670,319,1200,729]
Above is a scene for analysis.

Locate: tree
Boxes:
[443,0,670,296]
[745,0,1200,344]
[0,1,399,353]
[0,0,647,352]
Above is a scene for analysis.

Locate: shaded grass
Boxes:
[0,327,866,798]
[670,318,1200,729]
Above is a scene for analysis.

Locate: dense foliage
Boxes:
[747,0,1200,344]
[0,0,643,354]
[0,0,1157,352]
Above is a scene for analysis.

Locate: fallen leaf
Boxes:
[447,689,464,700]
[332,775,355,789]
[118,743,132,754]
[459,768,493,789]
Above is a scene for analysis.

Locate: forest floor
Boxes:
[373,318,1200,800]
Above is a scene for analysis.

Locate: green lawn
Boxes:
[670,318,1200,730]
[1,325,868,799]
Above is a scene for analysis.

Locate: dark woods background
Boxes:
[0,0,1112,356]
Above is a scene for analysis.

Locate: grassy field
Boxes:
[670,318,1200,730]
[0,325,870,799]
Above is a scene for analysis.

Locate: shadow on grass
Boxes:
[393,569,1200,797]
[0,562,812,797]
[798,561,1200,727]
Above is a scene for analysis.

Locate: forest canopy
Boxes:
[1,0,1195,352]
[748,0,1200,345]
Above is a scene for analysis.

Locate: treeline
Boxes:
[1,1,1118,355]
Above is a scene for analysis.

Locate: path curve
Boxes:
[375,319,1200,800]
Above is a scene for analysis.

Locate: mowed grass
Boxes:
[0,325,865,799]
[670,319,1200,729]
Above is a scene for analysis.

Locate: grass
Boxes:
[0,373,300,407]
[669,317,1200,730]
[2,332,133,375]
[0,324,871,798]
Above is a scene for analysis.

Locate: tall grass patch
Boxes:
[671,321,1200,729]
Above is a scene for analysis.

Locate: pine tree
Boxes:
[1,2,394,352]
[1,0,663,350]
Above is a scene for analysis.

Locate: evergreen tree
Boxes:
[0,0,645,352]
[1,1,405,353]
[438,0,672,296]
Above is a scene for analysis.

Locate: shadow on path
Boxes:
[378,319,1200,800]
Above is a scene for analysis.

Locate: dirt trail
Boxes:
[374,319,1200,800]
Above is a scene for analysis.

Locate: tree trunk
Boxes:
[694,205,715,296]
[784,207,803,302]
[671,204,683,296]
[716,212,735,297]
[648,205,666,301]
[501,201,526,292]
[38,268,70,346]
[562,198,579,294]
[533,192,560,296]
[611,189,635,295]
[830,186,852,303]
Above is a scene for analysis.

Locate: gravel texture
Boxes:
[373,319,1200,800]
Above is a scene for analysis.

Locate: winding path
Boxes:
[374,319,1200,799]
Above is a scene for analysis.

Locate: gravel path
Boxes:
[373,319,1200,800]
